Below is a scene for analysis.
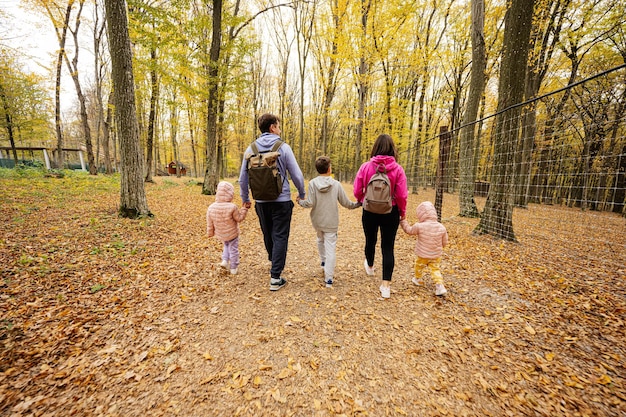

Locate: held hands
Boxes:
[243,201,252,209]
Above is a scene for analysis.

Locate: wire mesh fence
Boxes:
[400,64,625,278]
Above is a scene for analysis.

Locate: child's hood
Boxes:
[312,176,334,193]
[216,181,235,202]
[416,201,438,222]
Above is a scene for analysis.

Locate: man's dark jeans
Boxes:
[255,200,294,279]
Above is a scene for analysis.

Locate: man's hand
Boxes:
[243,202,252,209]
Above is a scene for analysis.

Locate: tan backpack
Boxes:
[363,163,393,214]
[246,140,284,200]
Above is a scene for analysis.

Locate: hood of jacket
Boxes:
[312,176,334,193]
[370,155,401,174]
[216,181,235,203]
[255,132,281,149]
[416,201,437,222]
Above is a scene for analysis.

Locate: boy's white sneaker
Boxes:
[219,260,228,268]
[364,259,375,276]
[435,283,447,296]
[412,277,424,286]
[380,285,390,299]
[230,268,238,275]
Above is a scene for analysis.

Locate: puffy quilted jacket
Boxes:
[400,201,448,259]
[206,181,248,242]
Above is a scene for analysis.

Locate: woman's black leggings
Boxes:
[362,205,400,281]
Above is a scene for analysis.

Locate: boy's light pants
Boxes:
[414,256,443,285]
[317,230,337,280]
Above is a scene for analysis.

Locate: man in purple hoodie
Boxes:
[239,113,306,291]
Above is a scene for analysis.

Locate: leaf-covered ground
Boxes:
[1,172,624,416]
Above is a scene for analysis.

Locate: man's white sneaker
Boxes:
[364,259,375,276]
[380,285,390,299]
[435,283,447,296]
[412,277,424,286]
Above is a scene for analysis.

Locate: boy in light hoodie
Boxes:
[298,156,360,287]
[400,201,449,296]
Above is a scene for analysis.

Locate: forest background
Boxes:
[1,0,625,415]
[0,0,623,190]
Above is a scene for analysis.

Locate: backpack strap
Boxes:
[251,140,283,154]
[375,162,395,200]
[270,140,284,152]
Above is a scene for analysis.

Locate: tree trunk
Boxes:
[458,0,485,218]
[53,2,73,170]
[0,82,18,165]
[202,0,222,195]
[614,144,626,215]
[61,0,96,175]
[319,0,341,156]
[354,0,371,173]
[102,91,114,174]
[516,0,571,206]
[105,0,151,218]
[145,47,158,183]
[474,0,535,241]
[93,2,106,171]
[435,126,451,222]
[186,96,198,178]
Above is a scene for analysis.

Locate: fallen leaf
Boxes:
[277,368,291,379]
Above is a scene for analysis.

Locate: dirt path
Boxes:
[1,175,624,416]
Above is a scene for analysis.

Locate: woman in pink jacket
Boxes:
[206,181,250,275]
[353,134,408,299]
[400,201,449,296]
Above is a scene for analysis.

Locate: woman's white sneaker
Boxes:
[364,259,375,276]
[380,285,390,298]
